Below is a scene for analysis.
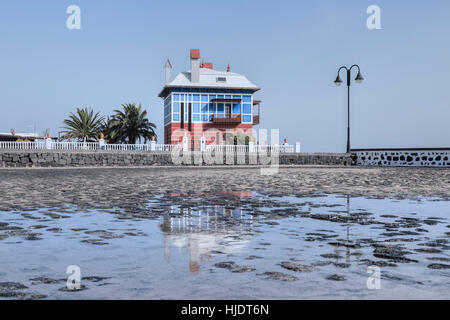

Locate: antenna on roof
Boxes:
[164,59,172,84]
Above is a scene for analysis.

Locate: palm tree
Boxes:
[61,107,104,141]
[105,103,156,144]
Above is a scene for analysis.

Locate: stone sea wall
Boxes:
[352,149,450,167]
[0,150,351,168]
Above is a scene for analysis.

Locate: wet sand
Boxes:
[0,166,449,211]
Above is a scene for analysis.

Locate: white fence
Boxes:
[205,144,295,153]
[101,143,180,152]
[0,141,182,152]
[0,141,298,153]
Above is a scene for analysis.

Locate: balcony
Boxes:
[212,114,241,124]
[253,100,261,125]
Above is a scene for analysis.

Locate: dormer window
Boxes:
[216,77,227,83]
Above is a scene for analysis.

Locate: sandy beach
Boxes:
[0,166,449,211]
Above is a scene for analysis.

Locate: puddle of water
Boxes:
[0,193,449,299]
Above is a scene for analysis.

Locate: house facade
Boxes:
[159,49,261,146]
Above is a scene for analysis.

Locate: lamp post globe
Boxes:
[334,75,343,86]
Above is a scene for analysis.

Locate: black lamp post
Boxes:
[334,65,364,153]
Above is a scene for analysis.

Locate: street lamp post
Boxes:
[334,65,364,153]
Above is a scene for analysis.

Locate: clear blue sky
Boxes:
[1,0,449,152]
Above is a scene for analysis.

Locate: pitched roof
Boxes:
[159,68,260,97]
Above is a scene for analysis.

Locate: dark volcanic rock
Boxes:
[326,274,346,281]
[333,262,351,268]
[259,272,298,281]
[25,235,43,241]
[320,253,343,259]
[30,277,63,285]
[84,230,123,239]
[414,248,442,254]
[427,257,450,262]
[58,285,87,292]
[245,255,263,260]
[427,263,450,270]
[30,225,48,229]
[81,239,108,245]
[0,282,29,298]
[359,259,397,267]
[214,261,255,273]
[372,245,418,263]
[311,261,333,267]
[280,262,314,272]
[0,282,28,291]
[328,241,361,249]
[82,276,110,282]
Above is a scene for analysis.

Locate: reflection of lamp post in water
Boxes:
[346,195,350,263]
[334,195,352,263]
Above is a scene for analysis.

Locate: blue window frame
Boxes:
[217,103,224,113]
[217,95,224,99]
[233,95,241,100]
[173,114,180,121]
[173,94,180,101]
[208,103,214,113]
[201,114,209,122]
[242,115,252,122]
[209,95,216,101]
[193,103,200,113]
[232,103,241,114]
[225,95,231,99]
[173,102,180,113]
[193,114,200,121]
[243,104,251,114]
[193,94,200,102]
[201,95,208,102]
[243,95,251,103]
[201,103,208,113]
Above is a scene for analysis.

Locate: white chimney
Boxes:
[190,49,200,83]
[164,59,172,85]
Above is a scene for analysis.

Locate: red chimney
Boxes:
[227,64,230,72]
[190,49,200,59]
[200,62,213,69]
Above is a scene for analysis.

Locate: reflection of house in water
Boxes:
[170,191,253,198]
[160,206,254,273]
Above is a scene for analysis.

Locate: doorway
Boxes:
[225,103,231,118]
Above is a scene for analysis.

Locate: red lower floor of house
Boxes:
[164,123,253,145]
